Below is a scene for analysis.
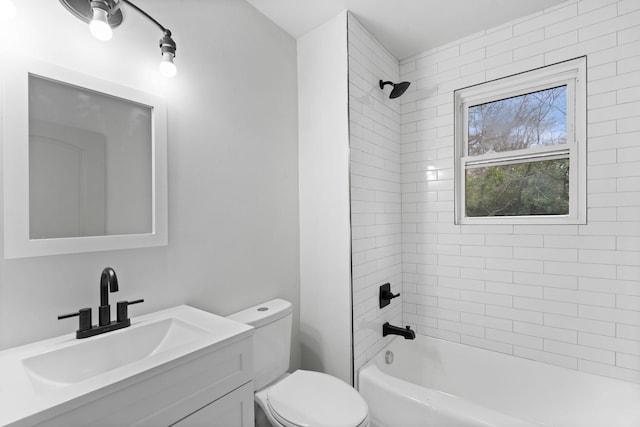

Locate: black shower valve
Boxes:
[379,283,400,308]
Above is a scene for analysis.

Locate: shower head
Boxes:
[379,80,411,99]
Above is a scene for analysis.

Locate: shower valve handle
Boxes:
[379,283,400,308]
[382,290,400,300]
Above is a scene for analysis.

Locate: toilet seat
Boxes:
[266,370,369,427]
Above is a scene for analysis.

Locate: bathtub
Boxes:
[358,335,640,427]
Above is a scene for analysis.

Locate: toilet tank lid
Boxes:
[227,299,292,328]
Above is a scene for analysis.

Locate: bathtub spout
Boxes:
[382,322,415,339]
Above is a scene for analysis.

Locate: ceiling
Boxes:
[245,0,568,60]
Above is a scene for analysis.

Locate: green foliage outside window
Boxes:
[465,158,569,217]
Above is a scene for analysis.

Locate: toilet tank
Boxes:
[227,299,292,390]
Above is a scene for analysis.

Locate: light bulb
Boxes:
[159,52,177,77]
[0,0,16,20]
[89,7,112,41]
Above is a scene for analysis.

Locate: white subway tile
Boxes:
[461,312,513,331]
[438,297,485,315]
[486,29,544,57]
[546,4,617,38]
[544,261,616,279]
[417,304,460,322]
[618,115,640,133]
[461,267,512,283]
[618,236,640,251]
[486,281,544,298]
[420,325,461,342]
[618,24,640,44]
[587,149,616,165]
[618,265,640,281]
[461,289,512,307]
[617,324,640,341]
[619,0,640,14]
[514,271,578,289]
[486,329,543,349]
[548,287,615,308]
[514,297,578,316]
[579,305,640,326]
[486,257,543,273]
[438,319,485,337]
[461,27,513,53]
[513,4,577,36]
[514,247,578,262]
[577,0,618,14]
[579,277,640,296]
[461,335,513,355]
[368,0,640,379]
[486,305,544,324]
[617,295,640,311]
[579,332,640,355]
[544,235,616,250]
[545,339,616,364]
[514,31,578,61]
[515,321,578,343]
[545,313,616,336]
[617,353,640,371]
[486,234,544,247]
[462,245,513,258]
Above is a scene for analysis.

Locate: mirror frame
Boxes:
[2,57,168,258]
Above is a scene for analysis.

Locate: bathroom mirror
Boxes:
[2,57,168,258]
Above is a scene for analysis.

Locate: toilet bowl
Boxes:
[256,371,369,427]
[227,299,369,427]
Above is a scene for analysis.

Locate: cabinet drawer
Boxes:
[172,382,254,427]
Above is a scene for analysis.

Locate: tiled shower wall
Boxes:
[400,0,640,383]
[348,14,403,373]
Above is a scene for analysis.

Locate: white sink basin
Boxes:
[0,305,253,426]
[22,317,210,391]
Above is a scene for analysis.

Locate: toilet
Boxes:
[227,299,370,427]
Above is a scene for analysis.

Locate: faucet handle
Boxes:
[116,299,144,323]
[58,308,92,332]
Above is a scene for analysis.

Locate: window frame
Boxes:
[454,57,587,225]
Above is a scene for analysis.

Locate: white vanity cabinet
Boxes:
[31,336,254,427]
[0,307,255,427]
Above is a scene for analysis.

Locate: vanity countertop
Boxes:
[0,305,253,426]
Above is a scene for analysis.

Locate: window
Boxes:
[454,57,586,224]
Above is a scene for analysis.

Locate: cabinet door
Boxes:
[172,382,254,427]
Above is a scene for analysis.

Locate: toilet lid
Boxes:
[267,370,368,427]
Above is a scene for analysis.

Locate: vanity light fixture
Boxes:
[59,0,178,77]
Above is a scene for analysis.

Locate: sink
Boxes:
[0,305,254,426]
[22,317,210,391]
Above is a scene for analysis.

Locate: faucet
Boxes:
[382,322,416,340]
[58,267,144,339]
[99,267,119,326]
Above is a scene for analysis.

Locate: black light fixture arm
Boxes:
[116,0,177,58]
[119,0,168,33]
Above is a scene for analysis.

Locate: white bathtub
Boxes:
[358,335,640,427]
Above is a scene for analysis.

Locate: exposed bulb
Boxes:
[0,0,16,20]
[89,7,112,41]
[159,52,177,77]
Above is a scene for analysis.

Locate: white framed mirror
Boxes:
[2,57,168,258]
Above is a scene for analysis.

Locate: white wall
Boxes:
[347,14,403,374]
[400,0,640,383]
[0,0,301,371]
[298,11,353,383]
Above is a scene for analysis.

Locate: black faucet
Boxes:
[99,267,119,326]
[382,322,416,340]
[58,267,144,339]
